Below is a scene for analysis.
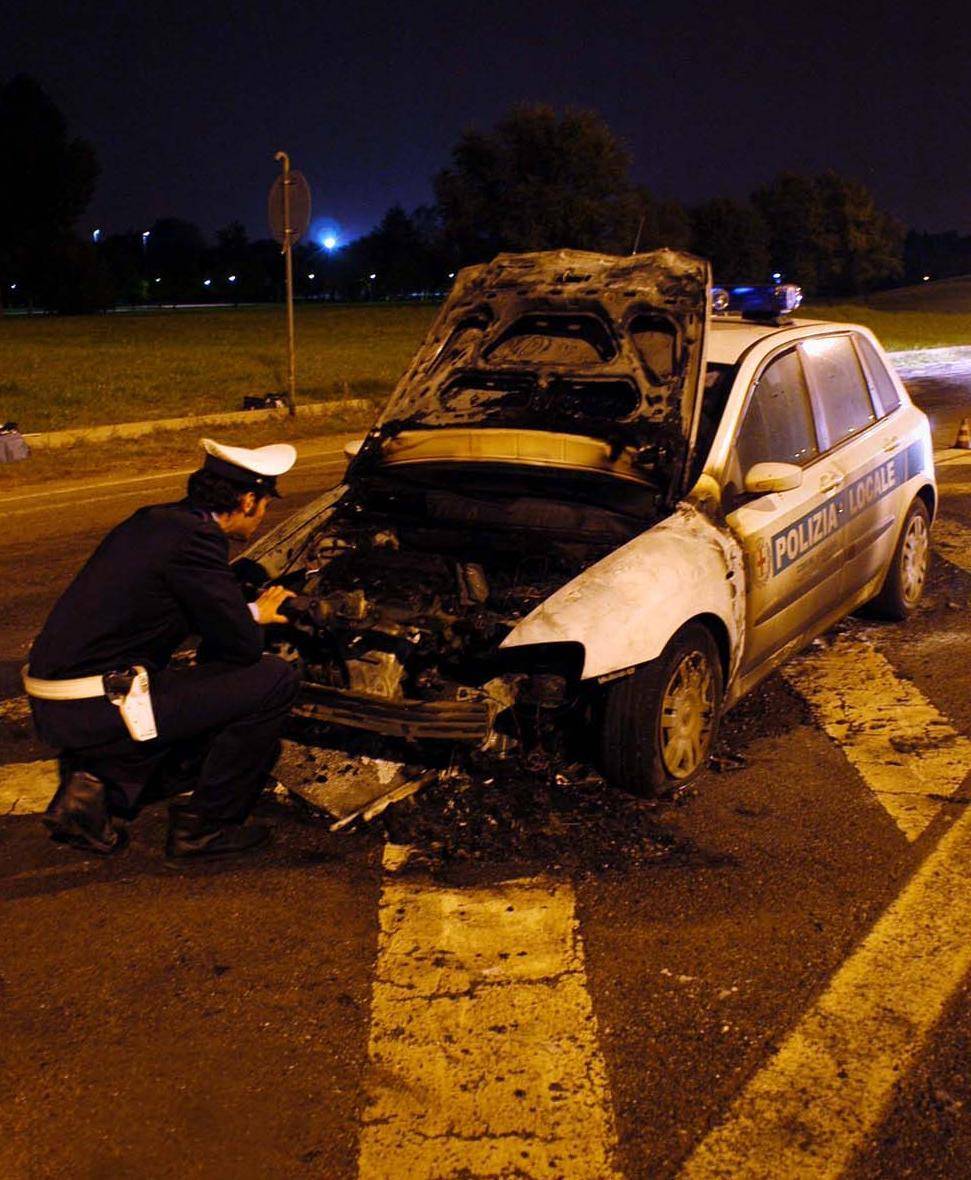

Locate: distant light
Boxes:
[322,234,338,251]
[369,273,377,280]
[448,271,455,278]
[923,274,931,282]
[154,276,161,283]
[142,230,150,243]
[203,278,212,287]
[92,228,101,243]
[10,283,16,291]
[771,271,782,282]
[308,272,315,280]
[228,274,236,282]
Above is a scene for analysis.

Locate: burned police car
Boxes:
[243,249,935,806]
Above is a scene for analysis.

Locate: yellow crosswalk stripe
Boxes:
[0,760,57,815]
[679,770,971,1179]
[933,514,971,574]
[783,633,971,840]
[357,849,621,1179]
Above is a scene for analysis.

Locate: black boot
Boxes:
[43,770,128,856]
[165,802,272,864]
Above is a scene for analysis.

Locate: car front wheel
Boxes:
[600,623,723,797]
[870,498,931,620]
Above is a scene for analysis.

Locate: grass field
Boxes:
[803,275,971,350]
[2,279,971,440]
[0,303,438,433]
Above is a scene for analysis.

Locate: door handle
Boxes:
[820,473,844,493]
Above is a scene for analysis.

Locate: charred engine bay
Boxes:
[276,466,658,717]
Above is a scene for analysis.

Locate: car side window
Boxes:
[735,349,818,472]
[854,335,902,418]
[800,335,877,449]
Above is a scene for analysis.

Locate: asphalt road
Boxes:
[4,371,971,1178]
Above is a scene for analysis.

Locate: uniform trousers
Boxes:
[31,656,301,823]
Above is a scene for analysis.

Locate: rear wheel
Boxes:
[600,623,723,797]
[870,498,930,620]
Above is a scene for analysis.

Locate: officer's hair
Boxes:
[186,468,259,514]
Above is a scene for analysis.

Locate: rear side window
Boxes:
[855,335,902,417]
[736,349,818,471]
[800,335,876,448]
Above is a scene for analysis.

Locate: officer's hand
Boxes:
[253,585,296,625]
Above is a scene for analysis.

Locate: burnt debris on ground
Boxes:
[281,720,681,875]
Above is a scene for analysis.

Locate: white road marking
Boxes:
[2,445,348,505]
[357,848,621,1179]
[783,634,971,841]
[0,760,57,815]
[679,776,971,1180]
[5,461,347,519]
[933,514,971,574]
[936,480,971,497]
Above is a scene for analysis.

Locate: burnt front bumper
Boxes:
[293,681,494,742]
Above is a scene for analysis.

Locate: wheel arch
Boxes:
[915,481,937,523]
[690,612,732,684]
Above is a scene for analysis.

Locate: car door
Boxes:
[799,333,907,599]
[724,346,848,678]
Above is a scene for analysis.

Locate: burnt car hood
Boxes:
[357,248,711,499]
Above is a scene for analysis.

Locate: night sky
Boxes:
[4,0,969,246]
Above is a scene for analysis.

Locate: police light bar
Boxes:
[710,284,803,320]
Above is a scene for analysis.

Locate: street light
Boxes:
[92,229,102,243]
[228,274,237,283]
[203,278,212,287]
[141,230,150,250]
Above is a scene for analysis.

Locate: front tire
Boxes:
[600,623,723,797]
[870,498,930,620]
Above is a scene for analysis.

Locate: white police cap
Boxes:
[200,437,296,496]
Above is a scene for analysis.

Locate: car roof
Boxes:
[706,316,839,365]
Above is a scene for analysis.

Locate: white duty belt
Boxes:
[22,664,159,742]
[22,666,109,700]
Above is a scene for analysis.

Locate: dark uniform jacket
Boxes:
[30,500,262,681]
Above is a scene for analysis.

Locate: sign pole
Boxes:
[274,150,297,416]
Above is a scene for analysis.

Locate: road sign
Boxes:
[268,170,311,247]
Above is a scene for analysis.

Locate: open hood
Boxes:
[360,248,711,497]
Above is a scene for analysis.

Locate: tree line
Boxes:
[0,77,962,314]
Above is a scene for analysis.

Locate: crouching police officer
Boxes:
[24,438,301,863]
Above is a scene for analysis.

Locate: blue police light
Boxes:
[711,283,802,320]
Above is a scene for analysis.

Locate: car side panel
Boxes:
[500,503,744,682]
